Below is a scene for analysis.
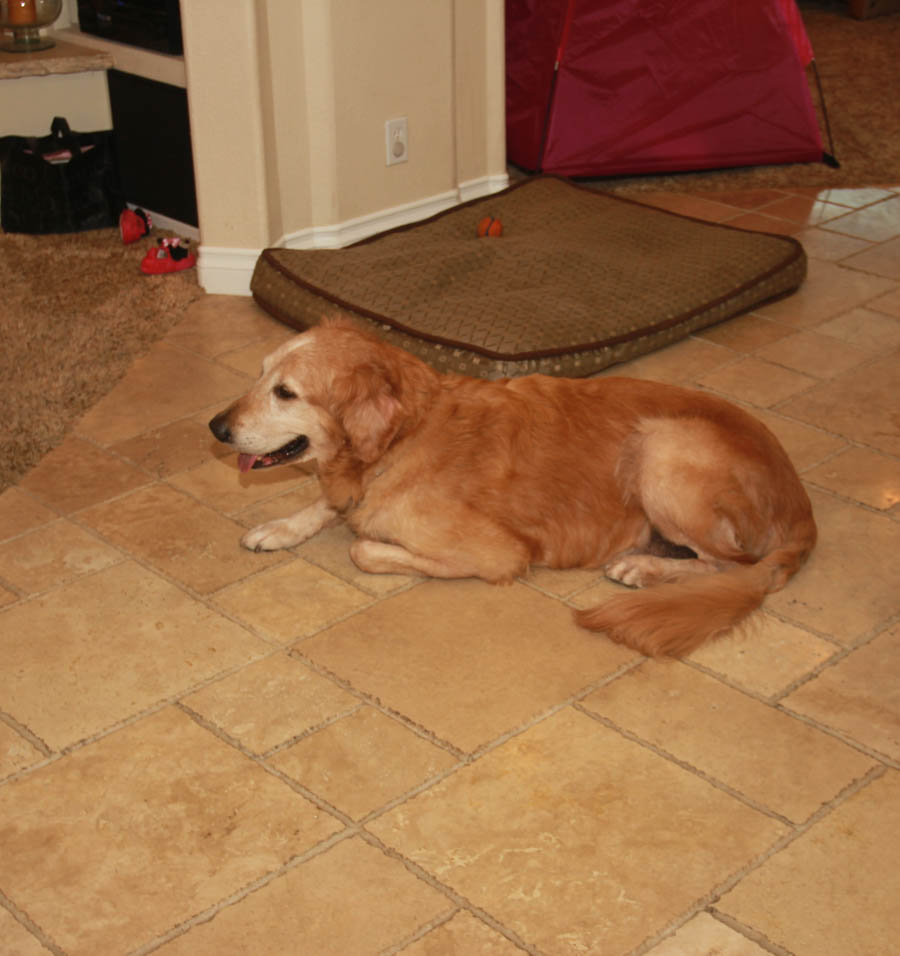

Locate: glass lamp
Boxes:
[1,0,63,53]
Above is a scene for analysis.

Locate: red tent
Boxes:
[506,0,824,178]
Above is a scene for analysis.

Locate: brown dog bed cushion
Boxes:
[250,176,805,379]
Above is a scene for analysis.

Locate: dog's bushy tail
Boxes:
[575,525,815,657]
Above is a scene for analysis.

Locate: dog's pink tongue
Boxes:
[238,454,258,473]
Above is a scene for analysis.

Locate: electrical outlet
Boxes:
[385,117,408,166]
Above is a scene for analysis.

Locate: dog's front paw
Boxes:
[605,555,651,588]
[240,519,305,553]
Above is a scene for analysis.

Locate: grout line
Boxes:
[129,826,359,956]
[572,703,800,828]
[176,701,357,828]
[376,906,461,956]
[706,910,797,956]
[357,829,549,956]
[628,764,887,956]
[0,889,67,956]
[289,649,469,761]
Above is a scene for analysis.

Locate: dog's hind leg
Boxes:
[241,496,339,552]
[350,533,530,584]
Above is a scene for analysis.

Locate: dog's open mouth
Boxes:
[238,435,309,473]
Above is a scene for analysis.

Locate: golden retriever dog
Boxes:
[209,320,816,656]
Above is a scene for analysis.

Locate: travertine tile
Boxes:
[271,706,458,819]
[302,579,636,753]
[401,910,524,954]
[369,708,786,956]
[0,520,121,594]
[168,455,313,515]
[156,837,451,956]
[216,332,298,377]
[184,653,358,754]
[162,294,284,357]
[80,483,287,594]
[0,488,58,542]
[75,342,250,445]
[745,409,846,472]
[843,236,900,280]
[803,186,895,208]
[0,907,49,956]
[581,661,874,823]
[815,306,900,351]
[112,417,232,478]
[0,561,266,749]
[234,478,324,529]
[694,313,792,352]
[524,564,605,598]
[648,912,768,955]
[820,194,900,241]
[778,353,900,455]
[699,188,788,210]
[766,490,900,643]
[869,285,900,317]
[212,559,371,643]
[688,613,837,699]
[794,227,872,261]
[760,196,849,226]
[0,722,44,780]
[753,330,870,378]
[696,357,816,407]
[0,708,340,956]
[803,446,900,510]
[599,335,733,384]
[723,212,801,236]
[782,623,900,761]
[18,436,149,514]
[718,772,900,956]
[754,259,896,327]
[297,520,415,596]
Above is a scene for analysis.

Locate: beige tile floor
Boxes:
[1,184,899,956]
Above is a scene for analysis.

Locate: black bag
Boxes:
[0,116,123,234]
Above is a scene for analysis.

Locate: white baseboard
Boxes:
[197,173,510,296]
[197,246,263,296]
[129,204,199,241]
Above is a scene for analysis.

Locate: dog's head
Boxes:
[209,322,423,472]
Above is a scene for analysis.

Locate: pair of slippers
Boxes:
[119,207,197,275]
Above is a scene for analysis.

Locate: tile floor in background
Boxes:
[1,185,899,956]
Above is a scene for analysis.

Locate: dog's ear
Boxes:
[334,361,404,463]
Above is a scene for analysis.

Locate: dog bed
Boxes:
[250,176,805,379]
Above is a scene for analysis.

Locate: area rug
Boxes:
[251,177,805,379]
[0,229,203,491]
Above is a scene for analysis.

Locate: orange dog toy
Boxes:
[477,215,503,237]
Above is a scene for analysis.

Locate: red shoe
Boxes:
[141,237,196,274]
[120,207,152,244]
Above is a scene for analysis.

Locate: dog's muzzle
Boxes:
[208,412,310,472]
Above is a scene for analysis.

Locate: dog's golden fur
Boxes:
[210,320,816,656]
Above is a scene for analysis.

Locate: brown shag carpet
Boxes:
[0,229,203,491]
[582,1,900,195]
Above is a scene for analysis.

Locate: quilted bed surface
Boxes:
[251,176,805,379]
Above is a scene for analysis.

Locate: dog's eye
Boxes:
[274,384,297,400]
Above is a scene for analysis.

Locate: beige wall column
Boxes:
[182,0,507,293]
[180,0,271,254]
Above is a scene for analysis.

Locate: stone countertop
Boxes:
[0,38,113,79]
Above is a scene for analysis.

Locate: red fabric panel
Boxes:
[505,0,571,171]
[506,0,823,177]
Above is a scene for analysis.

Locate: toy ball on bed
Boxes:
[477,215,503,238]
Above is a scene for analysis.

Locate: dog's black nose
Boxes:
[209,412,232,444]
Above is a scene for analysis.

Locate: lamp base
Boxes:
[1,27,56,53]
